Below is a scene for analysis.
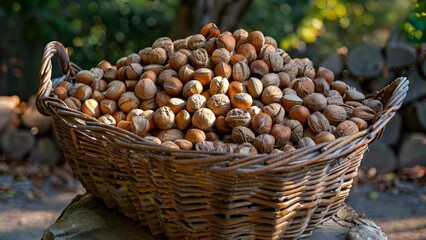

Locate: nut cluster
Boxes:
[53,23,383,154]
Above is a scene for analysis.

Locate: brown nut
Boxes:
[167,98,186,114]
[100,99,118,115]
[344,89,365,102]
[352,105,376,121]
[162,141,180,149]
[157,69,177,85]
[281,94,303,112]
[98,114,116,125]
[231,126,255,144]
[331,81,348,96]
[292,77,315,98]
[230,54,248,65]
[155,91,172,107]
[313,77,330,95]
[74,85,93,102]
[316,67,334,84]
[174,139,193,150]
[323,105,347,125]
[303,93,327,112]
[186,94,207,113]
[192,108,216,131]
[264,51,283,72]
[153,106,175,130]
[327,90,344,105]
[130,116,150,136]
[185,128,206,143]
[263,103,286,124]
[216,33,236,52]
[247,77,263,98]
[362,99,383,113]
[214,62,232,79]
[252,134,275,153]
[135,78,157,100]
[140,97,158,110]
[183,80,203,98]
[307,111,330,134]
[251,112,273,135]
[334,120,359,138]
[75,70,95,85]
[237,43,257,63]
[250,60,269,77]
[157,129,184,142]
[189,48,209,68]
[205,132,220,142]
[163,77,183,97]
[144,136,162,145]
[231,93,253,109]
[284,119,303,143]
[211,48,231,65]
[82,99,101,118]
[261,73,280,87]
[207,94,231,116]
[349,117,368,131]
[169,51,188,71]
[178,64,195,83]
[63,96,81,111]
[232,61,251,82]
[288,105,310,127]
[117,120,132,131]
[149,47,167,65]
[270,124,291,147]
[225,108,251,128]
[246,30,265,51]
[261,86,283,105]
[175,110,191,131]
[228,81,246,99]
[126,63,143,80]
[105,80,126,101]
[118,92,140,113]
[297,136,316,148]
[200,22,220,40]
[209,76,229,95]
[113,111,127,123]
[53,85,67,100]
[313,131,336,144]
[188,34,206,50]
[126,109,144,121]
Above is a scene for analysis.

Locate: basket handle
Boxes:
[36,41,76,116]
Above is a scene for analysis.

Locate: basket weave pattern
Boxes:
[37,41,409,239]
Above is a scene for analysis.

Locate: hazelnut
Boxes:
[185,128,206,143]
[205,132,220,142]
[211,48,231,65]
[53,85,67,100]
[261,73,280,87]
[344,89,365,102]
[215,116,232,134]
[293,77,315,98]
[149,47,167,65]
[264,51,283,72]
[228,81,246,99]
[297,136,316,148]
[217,34,236,52]
[192,108,216,131]
[135,78,157,100]
[209,77,229,96]
[252,134,275,153]
[175,110,191,131]
[281,94,303,112]
[313,77,330,95]
[251,112,273,135]
[246,31,265,51]
[313,131,336,144]
[247,77,263,98]
[192,68,214,87]
[98,114,116,125]
[263,103,285,124]
[349,117,368,131]
[214,62,232,79]
[200,22,220,40]
[250,60,269,77]
[153,106,175,130]
[144,136,162,145]
[237,43,257,63]
[117,120,132,131]
[307,111,330,134]
[183,80,203,98]
[63,96,81,111]
[113,111,127,123]
[174,139,193,150]
[100,99,118,115]
[152,37,174,53]
[288,105,310,127]
[231,126,255,144]
[334,120,359,138]
[155,91,172,107]
[187,34,206,50]
[186,94,207,113]
[140,98,158,111]
[352,106,376,121]
[231,93,253,109]
[323,105,347,125]
[82,99,101,118]
[126,109,144,121]
[225,108,251,128]
[157,69,177,85]
[162,141,180,149]
[178,64,194,83]
[278,72,291,89]
[230,54,248,65]
[232,61,251,82]
[75,70,94,85]
[303,93,327,112]
[189,48,209,68]
[74,85,93,102]
[284,119,303,143]
[362,99,383,113]
[261,85,283,105]
[106,80,126,100]
[169,52,188,70]
[316,67,334,84]
[270,124,291,147]
[163,77,183,96]
[331,81,348,96]
[157,129,184,142]
[91,90,106,102]
[167,98,186,114]
[130,116,150,136]
[126,63,143,80]
[103,68,117,83]
[207,94,231,116]
[118,92,140,113]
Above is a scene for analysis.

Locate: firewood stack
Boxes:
[320,33,426,174]
[0,95,62,165]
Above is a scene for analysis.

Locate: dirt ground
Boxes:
[0,165,425,240]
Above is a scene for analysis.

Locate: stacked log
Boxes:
[0,95,62,164]
[319,32,426,174]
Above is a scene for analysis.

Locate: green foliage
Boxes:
[403,0,426,44]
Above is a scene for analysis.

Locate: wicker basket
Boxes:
[37,41,409,239]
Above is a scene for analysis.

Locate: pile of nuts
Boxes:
[52,23,384,154]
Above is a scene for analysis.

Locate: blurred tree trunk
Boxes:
[170,0,252,39]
